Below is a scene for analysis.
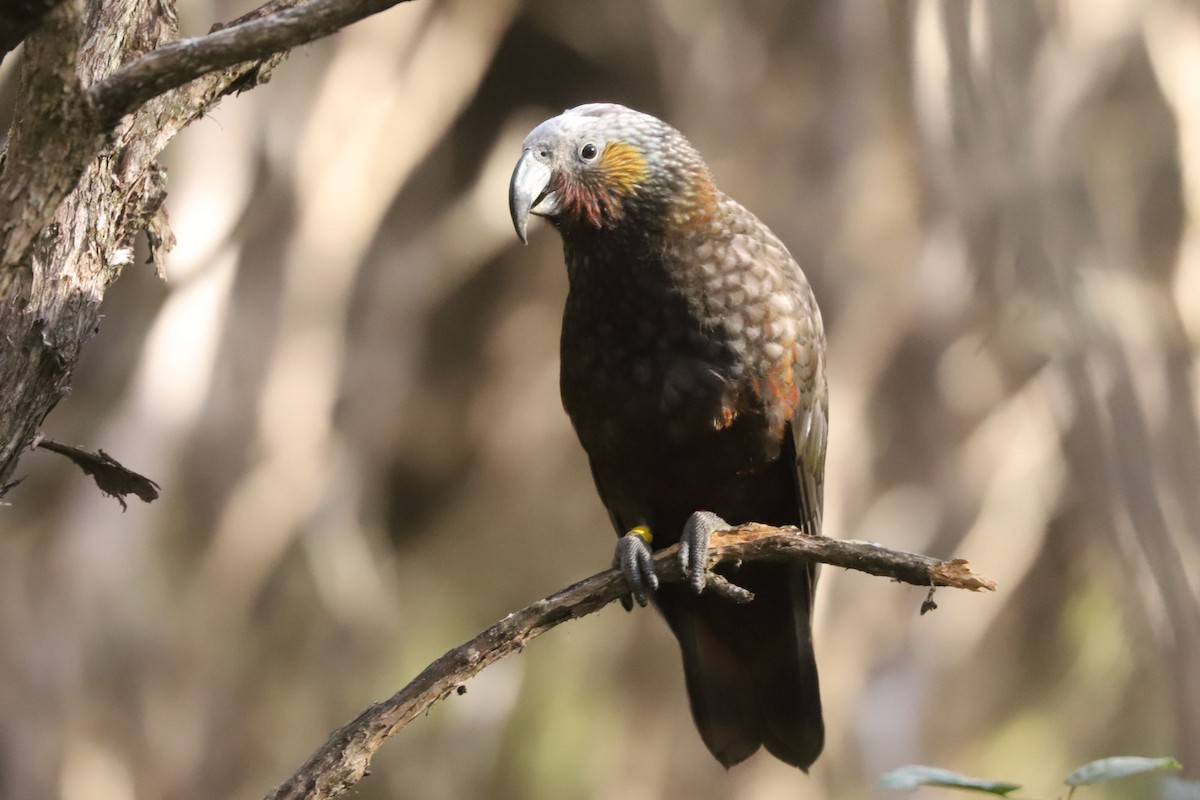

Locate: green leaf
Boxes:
[877,765,1022,795]
[1064,756,1182,786]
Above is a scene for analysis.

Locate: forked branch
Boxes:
[262,525,995,800]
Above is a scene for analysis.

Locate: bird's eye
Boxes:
[580,143,599,161]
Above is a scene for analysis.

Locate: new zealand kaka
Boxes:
[509,103,827,770]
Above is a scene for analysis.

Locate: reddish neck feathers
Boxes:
[552,170,623,229]
[666,170,719,235]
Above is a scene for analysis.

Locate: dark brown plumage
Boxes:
[509,103,827,770]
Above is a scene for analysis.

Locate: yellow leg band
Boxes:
[626,525,653,545]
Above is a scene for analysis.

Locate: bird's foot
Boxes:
[615,526,658,611]
[679,511,755,604]
[679,511,727,592]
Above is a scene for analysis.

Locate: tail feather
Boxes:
[672,611,762,766]
[759,563,823,767]
[656,561,823,770]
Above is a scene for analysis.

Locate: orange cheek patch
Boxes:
[552,142,647,229]
[599,142,647,197]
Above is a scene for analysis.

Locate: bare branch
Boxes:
[721,523,998,591]
[87,0,415,128]
[263,526,994,800]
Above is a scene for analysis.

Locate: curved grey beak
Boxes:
[509,150,554,244]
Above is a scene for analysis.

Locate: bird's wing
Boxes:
[787,252,827,537]
[723,210,827,537]
[791,354,827,537]
[735,210,827,536]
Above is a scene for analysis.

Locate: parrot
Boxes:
[508,103,827,770]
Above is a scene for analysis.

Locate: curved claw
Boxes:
[680,510,731,594]
[615,530,658,609]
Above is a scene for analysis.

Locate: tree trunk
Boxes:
[0,0,283,490]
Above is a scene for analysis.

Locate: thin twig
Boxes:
[87,0,415,127]
[262,526,995,800]
[35,436,160,510]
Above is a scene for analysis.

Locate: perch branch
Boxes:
[87,0,415,128]
[263,525,995,800]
